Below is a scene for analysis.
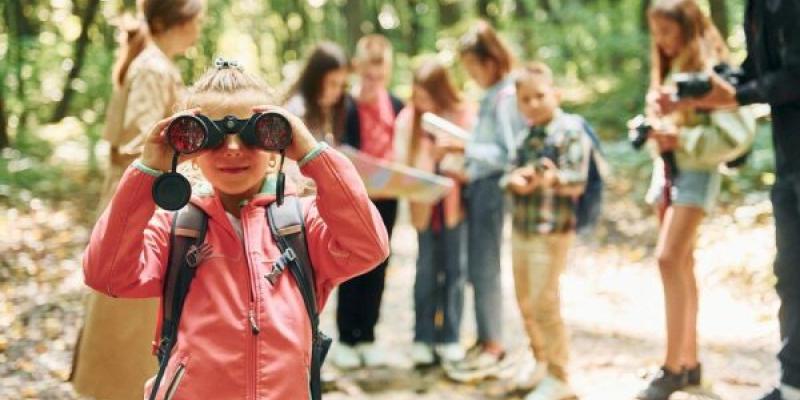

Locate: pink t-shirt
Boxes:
[357,89,396,161]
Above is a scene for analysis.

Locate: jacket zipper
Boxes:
[240,208,260,400]
[164,363,186,400]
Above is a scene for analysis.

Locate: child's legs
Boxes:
[682,249,699,368]
[466,176,505,346]
[336,199,397,345]
[512,232,573,381]
[655,205,704,371]
[441,222,467,343]
[414,229,437,343]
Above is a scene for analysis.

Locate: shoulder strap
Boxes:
[149,204,208,400]
[267,196,330,400]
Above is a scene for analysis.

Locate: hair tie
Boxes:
[214,57,243,71]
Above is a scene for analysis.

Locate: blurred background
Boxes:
[0,0,781,399]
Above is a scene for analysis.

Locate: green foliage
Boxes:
[1,0,768,206]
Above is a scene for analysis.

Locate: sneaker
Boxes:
[357,342,389,368]
[435,343,466,363]
[524,375,577,400]
[513,357,549,392]
[758,388,783,400]
[445,350,508,382]
[636,366,688,400]
[686,363,702,387]
[411,342,435,366]
[331,343,361,370]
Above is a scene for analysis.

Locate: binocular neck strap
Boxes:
[276,151,287,206]
[171,152,180,172]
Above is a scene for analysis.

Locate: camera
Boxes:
[626,114,680,177]
[627,114,652,150]
[673,63,743,100]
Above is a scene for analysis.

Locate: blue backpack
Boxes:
[575,118,605,233]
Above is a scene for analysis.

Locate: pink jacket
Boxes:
[83,148,390,400]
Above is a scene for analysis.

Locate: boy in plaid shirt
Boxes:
[505,62,592,400]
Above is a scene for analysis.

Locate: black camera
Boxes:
[673,63,743,100]
[626,114,679,177]
[627,114,652,150]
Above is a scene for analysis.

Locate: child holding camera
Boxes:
[83,61,389,399]
[638,1,755,399]
[505,62,591,400]
[394,58,475,366]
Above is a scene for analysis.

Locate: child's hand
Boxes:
[508,166,537,195]
[251,105,318,161]
[651,128,679,152]
[141,108,201,172]
[538,158,560,188]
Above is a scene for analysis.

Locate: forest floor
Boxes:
[0,150,782,399]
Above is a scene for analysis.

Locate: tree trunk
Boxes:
[0,88,8,149]
[438,0,461,27]
[477,0,496,23]
[50,0,101,122]
[343,0,364,53]
[709,0,729,39]
[640,0,652,32]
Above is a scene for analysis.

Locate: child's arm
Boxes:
[83,163,172,298]
[298,144,390,306]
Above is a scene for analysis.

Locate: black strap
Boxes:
[267,196,329,400]
[149,204,207,400]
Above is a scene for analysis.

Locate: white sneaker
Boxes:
[524,375,577,400]
[411,342,435,366]
[357,342,389,368]
[444,351,509,383]
[331,343,361,370]
[435,343,465,363]
[513,357,548,391]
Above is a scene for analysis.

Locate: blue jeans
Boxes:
[464,174,505,343]
[772,175,800,387]
[414,222,466,344]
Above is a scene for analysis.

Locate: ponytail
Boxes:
[112,18,148,87]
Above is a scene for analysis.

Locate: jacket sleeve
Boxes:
[83,165,172,298]
[736,4,800,106]
[299,147,390,307]
[465,92,523,179]
[118,68,172,156]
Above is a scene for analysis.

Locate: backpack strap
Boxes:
[149,204,208,400]
[267,196,331,400]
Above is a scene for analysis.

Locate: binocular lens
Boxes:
[255,113,292,151]
[167,116,206,154]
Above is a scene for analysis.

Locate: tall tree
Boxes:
[438,0,461,27]
[50,0,101,122]
[709,0,729,39]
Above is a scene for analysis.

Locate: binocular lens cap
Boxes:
[152,172,192,211]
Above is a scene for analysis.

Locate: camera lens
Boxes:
[254,113,292,151]
[167,116,206,154]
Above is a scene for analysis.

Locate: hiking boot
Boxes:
[636,366,688,400]
[686,363,702,386]
[411,342,435,367]
[331,343,361,370]
[524,375,577,400]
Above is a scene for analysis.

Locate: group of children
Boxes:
[76,0,759,399]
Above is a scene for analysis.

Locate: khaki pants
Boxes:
[511,231,574,381]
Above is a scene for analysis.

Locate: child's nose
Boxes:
[222,135,243,156]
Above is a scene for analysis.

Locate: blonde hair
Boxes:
[514,61,555,88]
[354,34,393,65]
[182,64,275,114]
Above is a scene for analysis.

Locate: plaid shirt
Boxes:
[512,110,592,235]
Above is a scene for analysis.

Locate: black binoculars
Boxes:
[673,63,743,100]
[166,112,293,154]
[152,112,293,211]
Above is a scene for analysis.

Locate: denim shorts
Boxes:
[646,166,720,213]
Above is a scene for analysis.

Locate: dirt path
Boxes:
[0,195,781,399]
